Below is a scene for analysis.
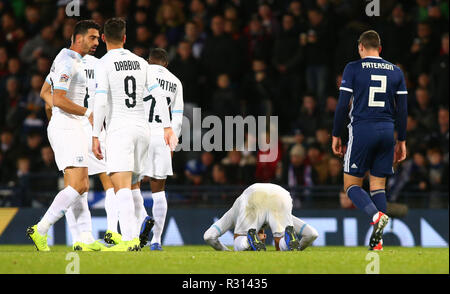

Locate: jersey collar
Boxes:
[363,56,382,59]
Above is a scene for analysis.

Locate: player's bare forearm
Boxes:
[40,82,53,107]
[45,103,52,121]
[53,89,89,116]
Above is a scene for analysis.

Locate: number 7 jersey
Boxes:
[93,48,170,135]
[143,64,184,137]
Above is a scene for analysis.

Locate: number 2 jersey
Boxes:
[92,48,170,137]
[332,56,408,141]
[143,64,184,137]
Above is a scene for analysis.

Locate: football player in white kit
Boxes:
[92,18,177,251]
[133,48,184,251]
[40,46,121,251]
[27,20,103,251]
[203,183,319,251]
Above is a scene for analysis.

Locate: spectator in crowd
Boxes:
[214,72,239,115]
[18,131,43,171]
[425,106,449,162]
[282,143,313,188]
[0,128,16,183]
[169,40,202,105]
[380,3,415,65]
[258,3,280,36]
[185,151,215,185]
[408,21,440,79]
[183,20,206,59]
[19,25,58,66]
[325,156,343,186]
[303,8,333,102]
[12,156,32,206]
[305,142,328,185]
[272,13,303,127]
[430,33,449,106]
[291,94,320,140]
[156,2,185,46]
[320,95,337,131]
[242,16,272,63]
[411,87,437,131]
[255,130,282,183]
[201,15,241,85]
[240,59,275,116]
[407,114,428,153]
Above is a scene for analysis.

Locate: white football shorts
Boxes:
[141,134,173,180]
[47,116,88,172]
[82,119,106,176]
[233,185,293,238]
[105,125,150,177]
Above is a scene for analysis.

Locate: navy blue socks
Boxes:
[347,185,379,218]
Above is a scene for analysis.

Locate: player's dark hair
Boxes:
[149,48,169,66]
[104,18,126,44]
[73,20,100,41]
[358,30,381,50]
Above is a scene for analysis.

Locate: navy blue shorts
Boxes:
[344,122,395,178]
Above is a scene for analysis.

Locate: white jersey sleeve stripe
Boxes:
[339,87,353,93]
[396,91,408,94]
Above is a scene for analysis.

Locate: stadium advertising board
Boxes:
[0,208,447,248]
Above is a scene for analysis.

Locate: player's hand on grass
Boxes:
[92,137,103,160]
[332,136,343,157]
[164,127,178,151]
[394,140,407,164]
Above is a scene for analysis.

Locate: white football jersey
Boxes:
[143,64,184,137]
[83,54,99,110]
[94,48,159,133]
[48,48,88,121]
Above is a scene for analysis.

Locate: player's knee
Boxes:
[203,227,218,242]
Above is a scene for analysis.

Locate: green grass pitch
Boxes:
[0,245,448,274]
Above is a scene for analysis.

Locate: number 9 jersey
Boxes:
[93,48,171,179]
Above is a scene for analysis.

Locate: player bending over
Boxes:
[132,48,184,251]
[27,20,103,251]
[203,183,318,251]
[92,18,177,251]
[332,30,408,250]
[41,40,121,251]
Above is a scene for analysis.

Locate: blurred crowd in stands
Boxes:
[0,0,448,207]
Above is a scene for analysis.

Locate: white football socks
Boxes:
[66,192,95,244]
[278,237,289,251]
[150,191,168,245]
[65,205,79,243]
[37,185,81,235]
[233,235,250,251]
[131,189,148,229]
[116,188,137,241]
[104,188,119,233]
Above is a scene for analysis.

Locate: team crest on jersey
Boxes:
[59,74,70,83]
[76,156,84,163]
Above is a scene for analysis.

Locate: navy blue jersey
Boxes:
[333,56,408,141]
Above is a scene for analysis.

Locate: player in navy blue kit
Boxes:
[332,30,408,250]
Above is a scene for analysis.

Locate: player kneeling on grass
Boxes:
[203,183,318,251]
